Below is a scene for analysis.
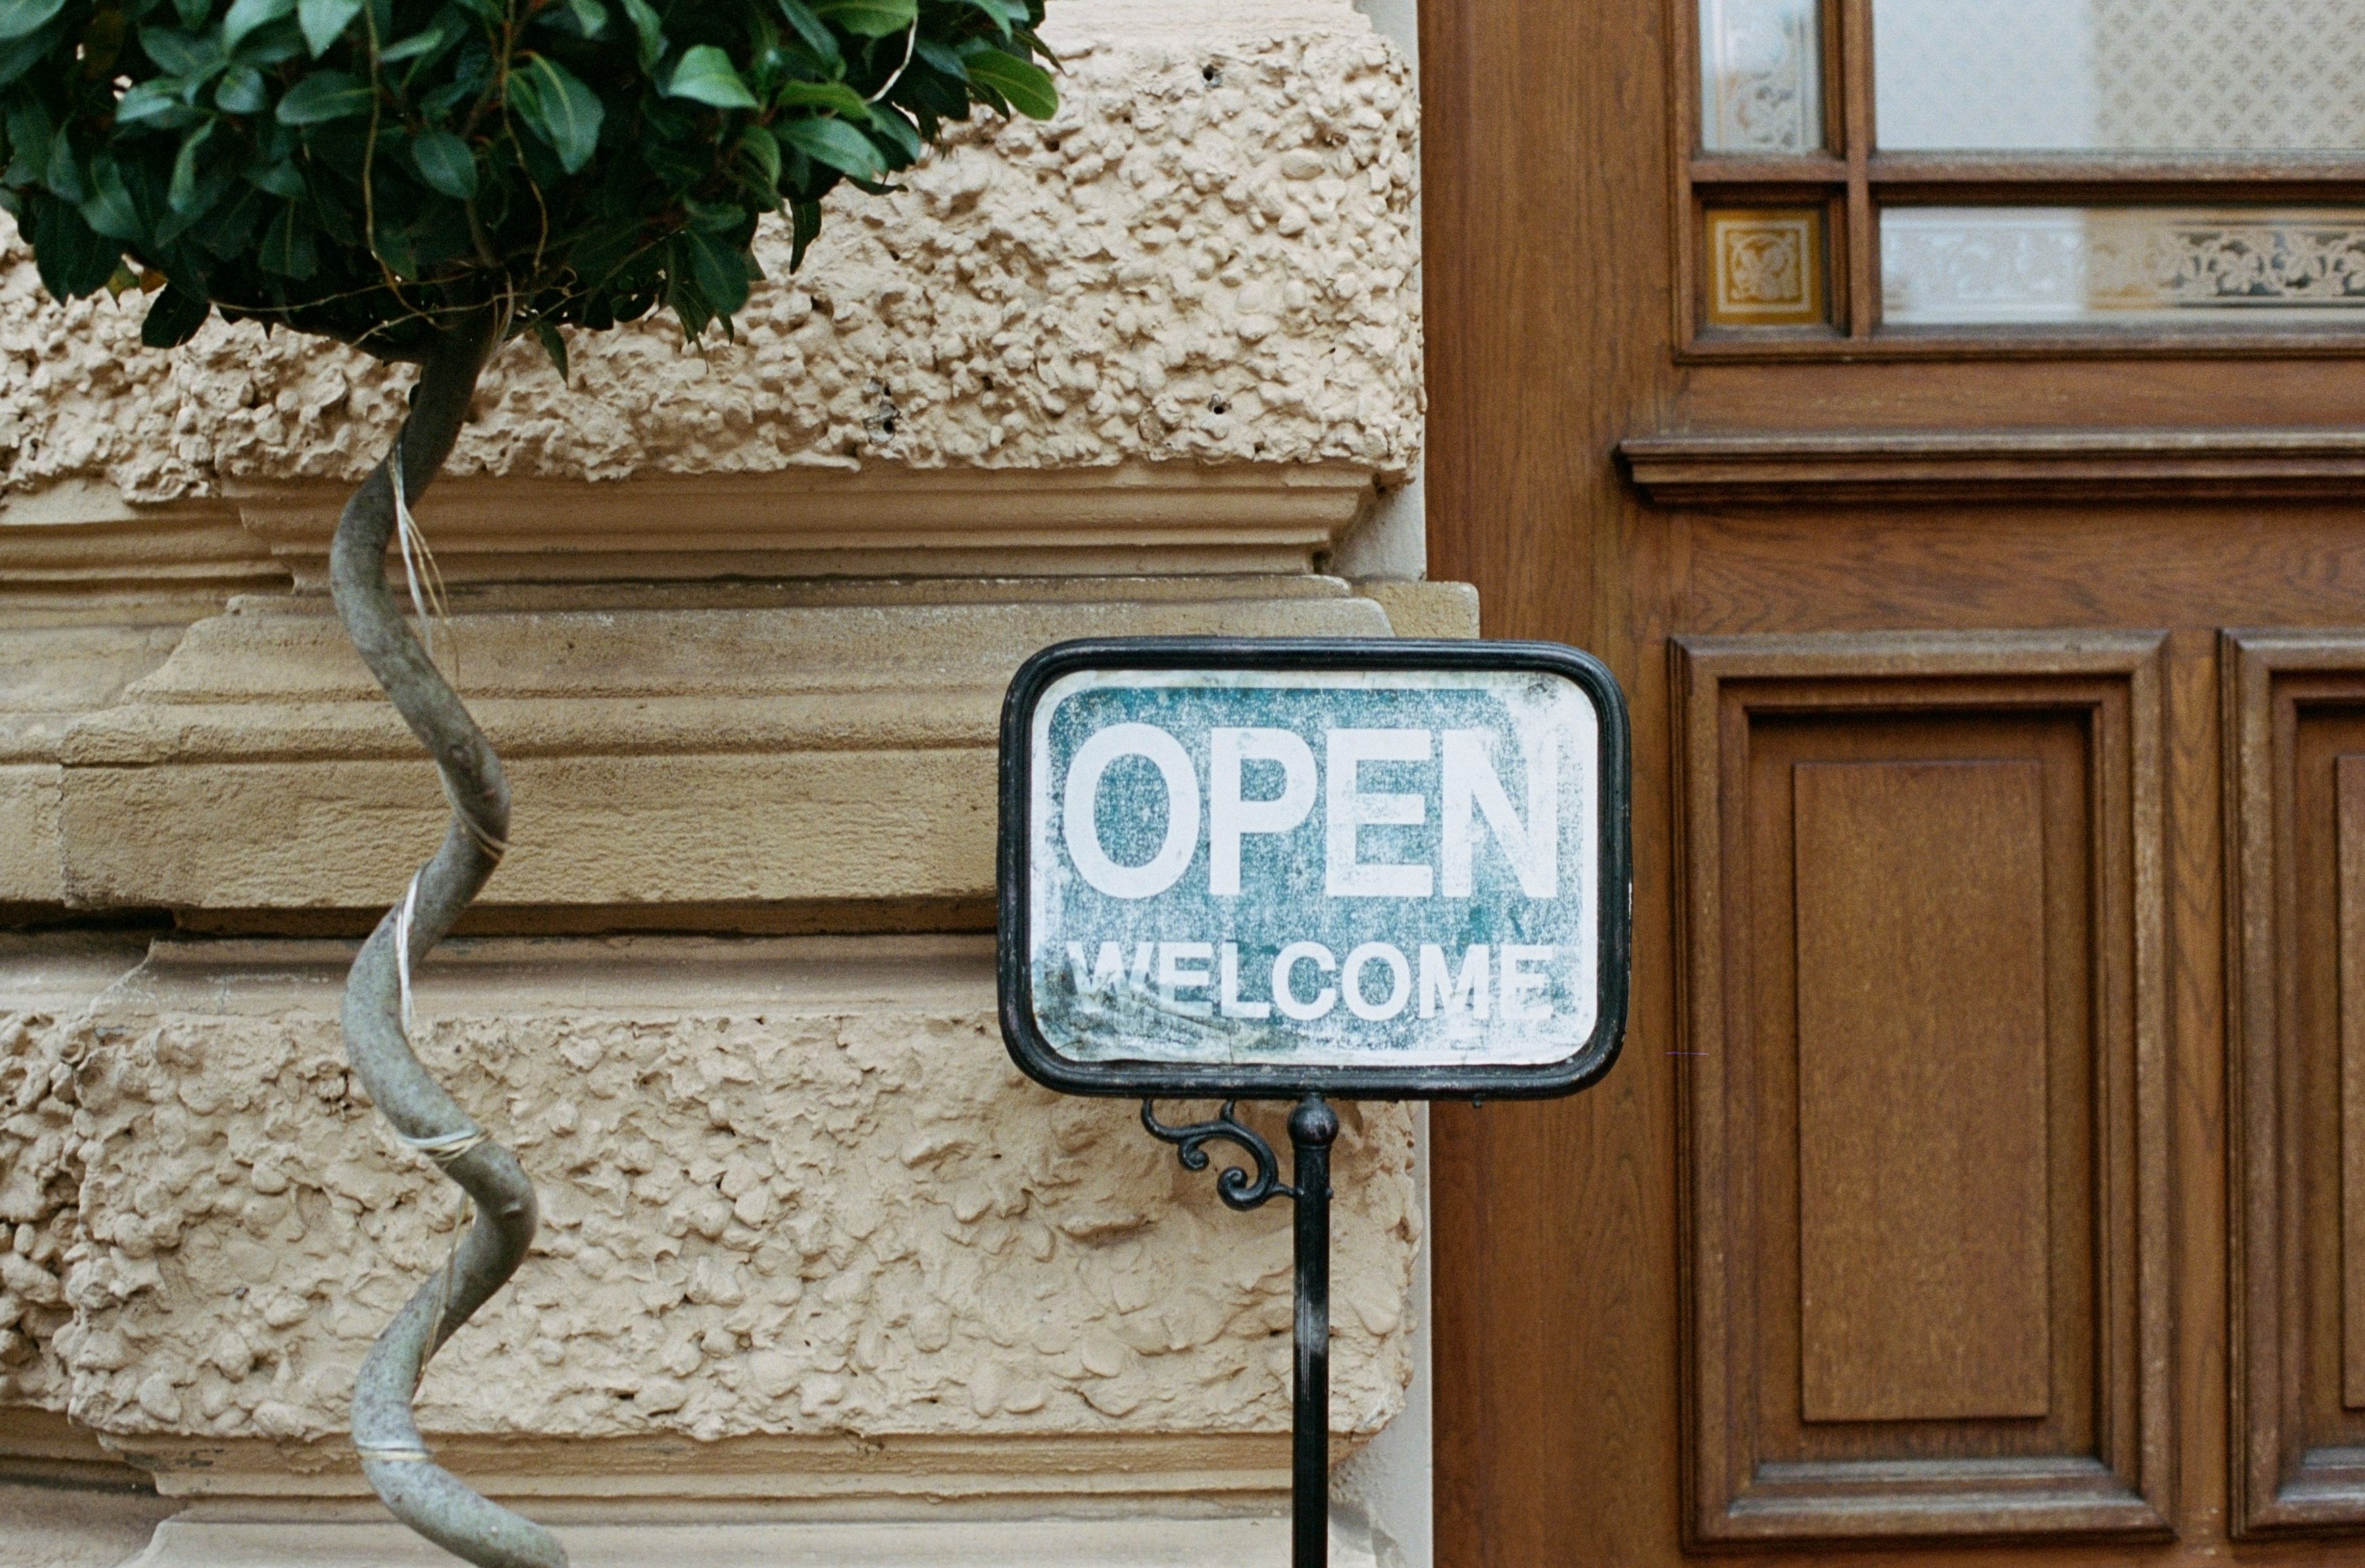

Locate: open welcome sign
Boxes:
[997,639,1632,1100]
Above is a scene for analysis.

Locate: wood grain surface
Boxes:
[1793,759,2052,1426]
[1423,0,2365,1562]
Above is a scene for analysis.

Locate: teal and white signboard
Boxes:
[997,638,1630,1101]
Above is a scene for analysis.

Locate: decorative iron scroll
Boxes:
[1140,1101,1297,1211]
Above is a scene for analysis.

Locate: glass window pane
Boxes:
[1701,0,1824,154]
[1881,206,2365,326]
[1874,0,2365,153]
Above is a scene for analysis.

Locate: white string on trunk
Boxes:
[384,442,506,1081]
[391,443,453,678]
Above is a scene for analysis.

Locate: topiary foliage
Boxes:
[0,0,1053,362]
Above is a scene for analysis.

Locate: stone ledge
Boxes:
[3,461,1385,596]
[235,461,1380,587]
[129,1510,1380,1568]
[45,582,1480,913]
[111,1428,1301,1502]
[0,487,282,600]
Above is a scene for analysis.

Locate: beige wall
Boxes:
[0,2,1443,1563]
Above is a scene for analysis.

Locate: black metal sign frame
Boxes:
[996,635,1633,1103]
[994,634,1634,1568]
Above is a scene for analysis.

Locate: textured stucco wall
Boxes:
[1,2,1433,1545]
[2,940,1418,1450]
[0,6,1418,505]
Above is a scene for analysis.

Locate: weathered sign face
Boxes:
[998,639,1630,1099]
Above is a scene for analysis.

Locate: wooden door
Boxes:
[1424,1,2365,1563]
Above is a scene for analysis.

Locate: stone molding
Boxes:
[2,459,1380,597]
[231,460,1379,587]
[0,487,280,600]
[44,579,1474,916]
[129,1511,1385,1568]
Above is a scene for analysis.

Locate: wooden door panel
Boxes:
[2226,633,2365,1534]
[2342,758,2365,1415]
[1674,632,2172,1544]
[1793,759,2054,1426]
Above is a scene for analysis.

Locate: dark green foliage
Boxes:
[0,0,1052,360]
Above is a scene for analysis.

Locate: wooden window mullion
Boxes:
[1839,0,1876,339]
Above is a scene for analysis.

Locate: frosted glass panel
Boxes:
[1883,207,2365,324]
[1875,0,2365,153]
[1701,0,1824,153]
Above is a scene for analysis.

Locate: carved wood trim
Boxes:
[2222,630,2365,1536]
[1621,428,2365,505]
[1674,630,2173,1545]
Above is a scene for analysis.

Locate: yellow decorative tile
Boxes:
[1707,207,1827,327]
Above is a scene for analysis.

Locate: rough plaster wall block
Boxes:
[0,936,150,1413]
[9,938,1416,1464]
[0,13,1418,505]
[54,586,1403,911]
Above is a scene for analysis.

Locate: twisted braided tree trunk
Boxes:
[328,307,566,1568]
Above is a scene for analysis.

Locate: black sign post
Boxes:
[998,638,1633,1567]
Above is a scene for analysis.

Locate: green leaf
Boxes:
[681,224,750,317]
[232,22,309,66]
[223,0,296,50]
[214,64,268,113]
[32,201,121,297]
[955,0,1020,36]
[0,22,52,85]
[666,44,757,108]
[140,281,211,348]
[960,47,1055,119]
[778,114,883,179]
[866,101,920,162]
[378,12,463,62]
[912,36,964,80]
[407,126,476,197]
[733,124,780,190]
[774,79,870,119]
[371,216,416,278]
[787,195,821,270]
[507,53,602,172]
[551,0,606,38]
[168,124,216,213]
[244,153,303,197]
[0,0,64,43]
[3,99,49,183]
[78,159,141,239]
[138,26,224,79]
[809,0,914,38]
[257,199,316,277]
[275,70,372,123]
[772,0,841,64]
[116,80,203,129]
[172,0,207,24]
[532,319,568,381]
[296,0,362,55]
[41,128,81,201]
[619,0,662,68]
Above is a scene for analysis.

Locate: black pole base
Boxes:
[1287,1093,1339,1568]
[1141,1094,1338,1568]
